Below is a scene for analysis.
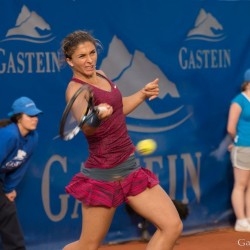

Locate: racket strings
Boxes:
[61,87,94,140]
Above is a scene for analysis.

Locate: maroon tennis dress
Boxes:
[65,73,159,207]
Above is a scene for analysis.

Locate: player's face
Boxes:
[67,41,97,78]
[18,114,39,136]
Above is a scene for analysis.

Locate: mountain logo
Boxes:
[100,36,192,133]
[1,5,55,43]
[186,8,226,42]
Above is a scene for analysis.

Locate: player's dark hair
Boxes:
[61,30,102,59]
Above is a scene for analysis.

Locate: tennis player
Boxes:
[0,97,42,250]
[61,30,182,250]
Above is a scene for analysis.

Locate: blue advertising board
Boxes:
[1,0,250,249]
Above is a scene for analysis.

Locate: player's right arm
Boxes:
[65,82,112,136]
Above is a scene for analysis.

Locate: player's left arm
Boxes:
[122,78,159,115]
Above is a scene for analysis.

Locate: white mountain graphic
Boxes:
[100,36,192,132]
[186,8,225,41]
[101,36,180,119]
[3,5,54,43]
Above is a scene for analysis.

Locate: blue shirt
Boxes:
[232,93,250,146]
[0,123,38,193]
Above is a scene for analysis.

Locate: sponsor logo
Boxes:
[1,5,55,43]
[186,8,226,42]
[100,36,192,133]
[0,5,60,74]
[3,150,27,171]
[179,8,231,70]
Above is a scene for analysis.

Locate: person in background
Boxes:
[61,30,182,250]
[227,68,250,232]
[0,97,42,250]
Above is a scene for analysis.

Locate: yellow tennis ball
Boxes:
[136,139,157,155]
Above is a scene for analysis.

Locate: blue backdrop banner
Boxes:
[1,0,250,249]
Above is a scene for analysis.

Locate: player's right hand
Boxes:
[97,104,113,119]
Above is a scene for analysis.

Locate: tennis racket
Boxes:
[59,85,105,141]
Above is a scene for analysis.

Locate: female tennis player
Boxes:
[61,30,182,250]
[0,96,42,249]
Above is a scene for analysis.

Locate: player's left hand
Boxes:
[141,78,159,101]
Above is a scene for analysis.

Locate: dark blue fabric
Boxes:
[0,123,38,193]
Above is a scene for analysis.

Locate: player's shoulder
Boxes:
[96,69,107,77]
[66,81,81,90]
[96,70,114,86]
[65,81,82,101]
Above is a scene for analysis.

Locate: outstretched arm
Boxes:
[122,78,159,115]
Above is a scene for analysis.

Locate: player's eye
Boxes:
[79,54,86,58]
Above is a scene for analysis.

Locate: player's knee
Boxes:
[172,218,182,236]
[175,218,183,236]
[163,216,183,239]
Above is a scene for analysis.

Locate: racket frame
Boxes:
[59,86,93,140]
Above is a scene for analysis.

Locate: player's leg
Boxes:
[127,185,182,250]
[63,204,116,250]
